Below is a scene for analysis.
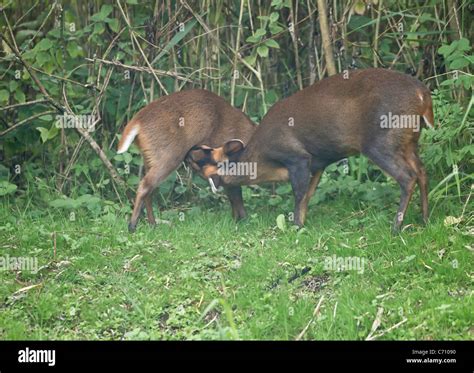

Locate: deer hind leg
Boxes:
[407,152,429,224]
[142,163,156,226]
[128,160,180,233]
[285,156,311,227]
[299,169,324,225]
[364,147,418,233]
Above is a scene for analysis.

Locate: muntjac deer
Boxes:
[117,89,256,232]
[188,69,434,232]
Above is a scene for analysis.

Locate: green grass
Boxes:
[0,195,472,340]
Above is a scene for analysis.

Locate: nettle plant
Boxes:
[438,38,473,90]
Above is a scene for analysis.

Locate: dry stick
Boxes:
[307,0,316,85]
[295,295,325,340]
[290,3,303,90]
[447,0,462,40]
[0,99,48,112]
[367,318,408,341]
[384,11,416,71]
[1,32,126,187]
[316,0,337,76]
[23,0,57,51]
[181,0,265,103]
[0,110,56,137]
[116,0,168,95]
[366,307,384,340]
[230,0,245,106]
[59,137,85,193]
[84,57,191,82]
[373,0,384,67]
[30,65,98,90]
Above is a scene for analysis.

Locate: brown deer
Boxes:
[117,89,256,232]
[187,69,435,232]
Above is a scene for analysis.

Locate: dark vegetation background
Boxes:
[0,0,472,220]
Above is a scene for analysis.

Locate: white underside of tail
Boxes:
[423,115,434,129]
[117,126,139,154]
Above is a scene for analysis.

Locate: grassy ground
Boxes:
[0,194,472,340]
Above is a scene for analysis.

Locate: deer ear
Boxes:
[186,145,213,169]
[223,139,244,156]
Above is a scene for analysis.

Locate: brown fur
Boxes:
[189,69,435,232]
[119,89,256,232]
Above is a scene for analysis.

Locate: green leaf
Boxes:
[268,195,282,206]
[269,12,279,23]
[275,184,292,195]
[174,185,187,194]
[37,127,50,143]
[0,181,17,196]
[449,57,469,70]
[269,23,284,35]
[276,214,286,232]
[34,38,53,51]
[122,152,132,164]
[254,28,266,38]
[91,4,113,22]
[456,38,470,52]
[257,45,269,58]
[39,114,53,121]
[265,39,280,49]
[67,41,83,58]
[243,53,257,66]
[107,18,119,33]
[14,90,25,103]
[246,35,261,43]
[93,22,105,35]
[55,49,63,68]
[0,89,9,103]
[438,44,454,57]
[9,80,18,92]
[36,51,50,66]
[36,125,59,143]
